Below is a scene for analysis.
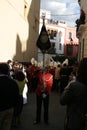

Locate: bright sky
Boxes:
[40,0,80,27]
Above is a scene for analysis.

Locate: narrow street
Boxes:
[11,91,66,130]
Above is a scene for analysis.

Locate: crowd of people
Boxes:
[0,57,87,130]
[60,58,87,130]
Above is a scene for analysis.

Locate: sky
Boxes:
[40,0,80,27]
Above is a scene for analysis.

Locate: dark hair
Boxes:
[0,63,9,75]
[15,70,25,81]
[77,58,87,85]
[7,60,12,64]
[58,64,61,67]
[63,63,67,67]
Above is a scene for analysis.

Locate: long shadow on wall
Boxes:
[13,34,22,61]
[13,1,39,62]
[26,0,39,61]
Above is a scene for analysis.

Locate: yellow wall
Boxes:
[0,0,40,62]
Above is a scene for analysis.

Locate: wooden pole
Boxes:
[43,53,45,68]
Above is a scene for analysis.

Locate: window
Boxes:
[47,29,57,39]
[50,30,54,39]
[59,31,62,42]
[59,31,62,37]
[47,29,50,35]
[54,31,57,37]
[69,32,72,39]
[59,43,62,50]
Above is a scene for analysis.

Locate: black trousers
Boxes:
[14,95,23,116]
[35,94,49,123]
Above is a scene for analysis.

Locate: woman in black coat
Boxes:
[60,58,87,130]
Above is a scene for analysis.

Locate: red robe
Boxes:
[35,70,53,96]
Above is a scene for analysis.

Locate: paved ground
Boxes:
[11,91,66,130]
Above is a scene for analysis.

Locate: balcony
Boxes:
[75,9,86,37]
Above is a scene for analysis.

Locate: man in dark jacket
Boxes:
[0,63,20,130]
[60,58,87,130]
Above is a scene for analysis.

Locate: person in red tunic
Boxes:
[27,64,37,91]
[48,66,55,91]
[33,67,53,125]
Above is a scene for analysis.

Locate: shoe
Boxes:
[33,120,40,125]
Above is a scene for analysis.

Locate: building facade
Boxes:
[38,9,78,63]
[64,26,78,57]
[0,0,40,62]
[76,0,87,61]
